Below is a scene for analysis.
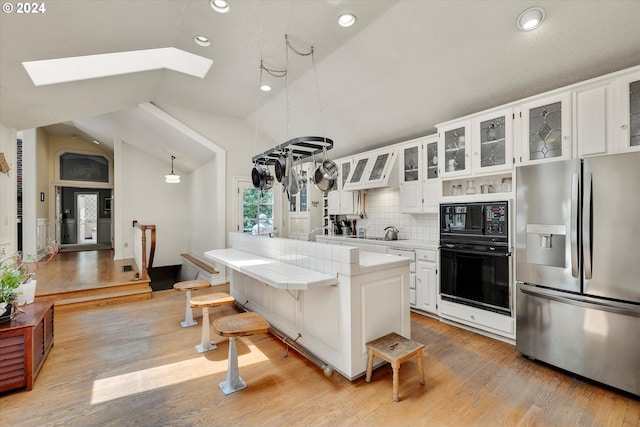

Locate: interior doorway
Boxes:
[58,186,112,251]
[76,192,98,244]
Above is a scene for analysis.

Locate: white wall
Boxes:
[117,141,190,267]
[188,160,220,258]
[155,103,278,246]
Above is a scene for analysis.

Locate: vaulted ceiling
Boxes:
[2,1,640,173]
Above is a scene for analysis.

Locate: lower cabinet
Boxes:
[0,297,54,392]
[415,249,438,314]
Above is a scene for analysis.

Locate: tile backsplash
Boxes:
[342,188,438,243]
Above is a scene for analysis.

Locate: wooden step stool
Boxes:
[173,279,212,327]
[213,311,270,395]
[190,292,235,353]
[365,332,425,402]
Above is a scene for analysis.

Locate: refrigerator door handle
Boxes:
[570,172,580,278]
[582,172,593,280]
[519,283,640,317]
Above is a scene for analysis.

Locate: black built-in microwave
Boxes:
[440,202,508,244]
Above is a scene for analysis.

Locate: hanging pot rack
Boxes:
[251,136,333,165]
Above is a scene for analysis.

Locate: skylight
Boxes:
[22,47,213,86]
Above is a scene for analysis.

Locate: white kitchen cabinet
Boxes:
[573,80,615,158]
[288,164,312,216]
[343,147,397,191]
[399,135,440,214]
[415,249,437,314]
[399,138,423,213]
[288,163,323,240]
[422,136,441,213]
[471,107,514,174]
[438,119,472,178]
[518,92,572,164]
[616,69,640,153]
[327,157,355,215]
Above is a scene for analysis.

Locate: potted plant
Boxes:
[0,254,28,322]
[0,242,59,322]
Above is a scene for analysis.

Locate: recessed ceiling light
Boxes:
[209,0,230,14]
[260,84,272,92]
[193,35,211,47]
[517,6,545,31]
[338,13,357,28]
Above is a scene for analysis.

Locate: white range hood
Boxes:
[343,147,398,191]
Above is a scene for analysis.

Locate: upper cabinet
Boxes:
[399,138,423,213]
[343,147,397,191]
[327,157,355,215]
[518,92,572,164]
[573,80,615,158]
[288,163,312,217]
[617,69,640,153]
[399,135,440,214]
[471,107,514,173]
[438,120,471,178]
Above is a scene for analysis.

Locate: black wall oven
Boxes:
[439,202,511,316]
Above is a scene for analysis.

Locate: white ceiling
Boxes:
[2,1,640,173]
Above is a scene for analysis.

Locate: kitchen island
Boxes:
[205,232,411,380]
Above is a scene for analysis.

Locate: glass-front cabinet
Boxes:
[617,70,640,153]
[438,120,471,178]
[471,108,513,173]
[519,92,572,164]
[288,164,310,216]
[425,138,439,181]
[399,138,423,213]
[422,135,440,213]
[327,157,355,215]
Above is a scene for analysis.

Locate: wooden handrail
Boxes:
[132,221,156,279]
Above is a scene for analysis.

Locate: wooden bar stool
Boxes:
[365,332,425,402]
[213,312,270,395]
[190,292,235,353]
[173,279,211,327]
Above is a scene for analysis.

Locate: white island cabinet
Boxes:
[205,232,411,380]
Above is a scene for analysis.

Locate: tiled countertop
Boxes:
[205,248,338,290]
[317,235,438,251]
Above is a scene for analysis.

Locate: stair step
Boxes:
[54,289,152,312]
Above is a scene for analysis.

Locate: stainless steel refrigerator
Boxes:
[515,151,640,396]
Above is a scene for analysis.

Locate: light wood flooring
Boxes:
[1,290,638,426]
[34,250,152,311]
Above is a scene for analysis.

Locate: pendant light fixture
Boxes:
[165,155,180,183]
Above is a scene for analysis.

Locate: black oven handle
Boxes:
[439,246,512,257]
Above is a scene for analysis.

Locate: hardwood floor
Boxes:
[34,250,152,310]
[1,290,638,426]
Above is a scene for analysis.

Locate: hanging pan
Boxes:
[314,145,337,192]
[251,162,263,189]
[274,152,287,183]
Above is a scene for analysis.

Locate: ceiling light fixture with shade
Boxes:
[165,155,180,183]
[517,6,545,31]
[338,13,357,28]
[209,0,230,14]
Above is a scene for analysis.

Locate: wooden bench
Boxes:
[190,292,235,353]
[365,332,425,402]
[213,312,270,395]
[173,279,212,327]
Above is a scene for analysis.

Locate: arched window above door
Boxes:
[59,152,109,183]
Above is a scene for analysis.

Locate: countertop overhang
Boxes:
[205,248,338,290]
